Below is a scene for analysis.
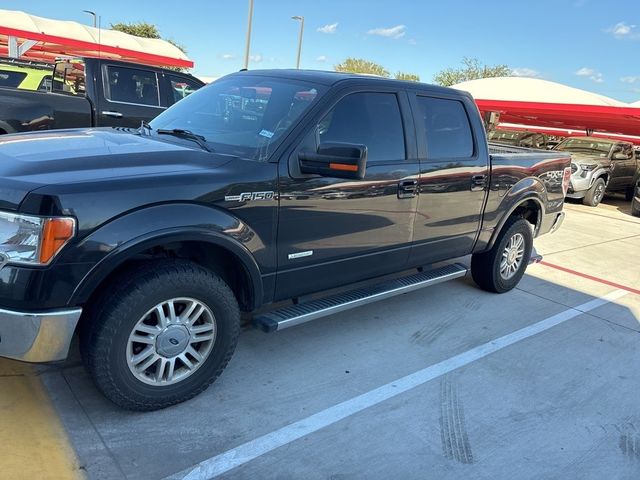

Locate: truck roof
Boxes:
[232,69,467,98]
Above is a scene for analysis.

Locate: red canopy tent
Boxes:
[0,9,193,69]
[454,77,640,138]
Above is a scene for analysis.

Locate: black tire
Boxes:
[471,216,533,293]
[80,260,240,411]
[632,198,640,217]
[583,178,606,207]
[625,186,635,202]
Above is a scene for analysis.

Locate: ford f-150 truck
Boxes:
[0,57,204,134]
[0,70,571,410]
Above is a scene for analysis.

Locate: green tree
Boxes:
[334,58,390,77]
[111,22,188,70]
[395,72,420,82]
[433,57,510,87]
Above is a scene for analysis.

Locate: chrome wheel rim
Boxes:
[593,183,604,204]
[500,233,525,280]
[126,298,216,386]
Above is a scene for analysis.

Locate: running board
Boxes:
[254,263,468,333]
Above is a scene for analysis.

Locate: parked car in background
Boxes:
[0,61,53,91]
[488,128,549,149]
[632,177,640,217]
[554,137,639,206]
[0,57,205,134]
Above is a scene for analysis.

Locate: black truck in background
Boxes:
[0,57,204,134]
[0,70,571,410]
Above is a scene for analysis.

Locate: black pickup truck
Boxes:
[0,57,204,134]
[0,70,570,410]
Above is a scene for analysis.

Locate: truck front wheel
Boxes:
[471,216,533,293]
[583,178,606,207]
[80,260,240,411]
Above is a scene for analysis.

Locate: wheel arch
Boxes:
[486,194,544,251]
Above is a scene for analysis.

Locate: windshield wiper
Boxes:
[156,128,213,152]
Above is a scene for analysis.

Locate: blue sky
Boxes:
[5,0,640,102]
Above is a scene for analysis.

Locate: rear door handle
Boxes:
[398,179,418,199]
[101,111,123,118]
[471,174,488,191]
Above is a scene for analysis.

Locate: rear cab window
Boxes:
[167,75,202,105]
[414,95,475,160]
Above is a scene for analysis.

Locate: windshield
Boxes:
[150,75,325,161]
[555,138,613,155]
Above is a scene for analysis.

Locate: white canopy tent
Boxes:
[0,9,193,68]
[453,77,629,107]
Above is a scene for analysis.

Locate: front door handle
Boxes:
[471,174,488,191]
[101,111,123,118]
[398,179,418,199]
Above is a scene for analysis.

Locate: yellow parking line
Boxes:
[0,359,83,480]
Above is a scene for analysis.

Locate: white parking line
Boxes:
[169,289,628,480]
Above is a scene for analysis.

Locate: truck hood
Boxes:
[567,152,610,166]
[0,128,232,210]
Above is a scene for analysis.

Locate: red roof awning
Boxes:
[475,99,640,137]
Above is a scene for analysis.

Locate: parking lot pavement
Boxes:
[17,198,640,479]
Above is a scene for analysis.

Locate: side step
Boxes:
[254,263,468,333]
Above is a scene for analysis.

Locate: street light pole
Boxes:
[82,10,97,28]
[292,16,304,69]
[243,0,254,69]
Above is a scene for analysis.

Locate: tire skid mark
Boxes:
[619,423,640,460]
[439,376,474,464]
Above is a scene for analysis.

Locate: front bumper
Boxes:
[0,307,82,362]
[566,176,592,198]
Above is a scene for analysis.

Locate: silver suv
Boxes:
[554,137,639,207]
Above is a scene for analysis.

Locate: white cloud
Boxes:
[317,22,338,34]
[221,53,235,60]
[408,38,417,45]
[621,76,640,84]
[249,54,263,63]
[316,55,328,63]
[607,21,640,39]
[511,67,541,78]
[367,24,406,39]
[576,67,604,83]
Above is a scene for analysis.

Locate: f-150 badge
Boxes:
[224,191,275,202]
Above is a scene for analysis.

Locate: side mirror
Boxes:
[613,152,628,160]
[298,142,367,179]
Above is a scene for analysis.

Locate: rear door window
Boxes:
[167,75,202,104]
[415,96,474,159]
[106,66,159,106]
[0,70,26,88]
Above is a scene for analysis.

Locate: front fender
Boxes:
[62,203,264,309]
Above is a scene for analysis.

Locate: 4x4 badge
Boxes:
[225,191,275,202]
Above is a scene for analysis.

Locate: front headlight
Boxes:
[0,212,75,266]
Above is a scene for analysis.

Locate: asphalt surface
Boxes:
[18,195,640,479]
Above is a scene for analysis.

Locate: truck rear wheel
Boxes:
[583,178,606,207]
[80,260,240,411]
[471,216,533,293]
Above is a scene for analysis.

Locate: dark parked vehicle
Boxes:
[488,128,549,149]
[0,57,204,134]
[0,70,570,410]
[632,178,640,217]
[555,137,640,206]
